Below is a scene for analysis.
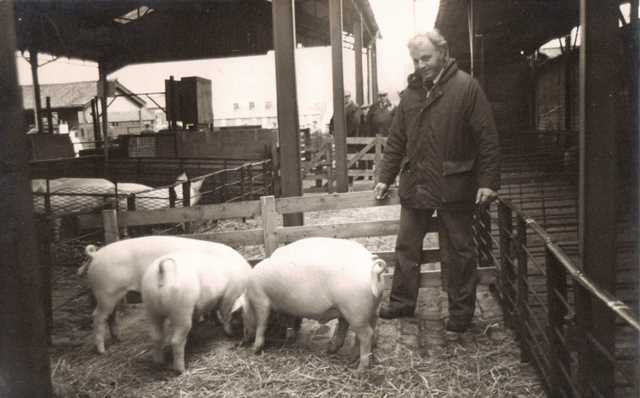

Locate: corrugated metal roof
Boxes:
[21,81,98,110]
[21,80,146,110]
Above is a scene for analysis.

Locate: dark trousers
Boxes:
[389,206,478,325]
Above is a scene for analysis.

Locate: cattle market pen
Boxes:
[2,1,640,398]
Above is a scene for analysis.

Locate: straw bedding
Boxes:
[49,205,544,397]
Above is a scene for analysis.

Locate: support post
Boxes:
[467,0,475,77]
[371,38,379,100]
[91,98,101,144]
[29,49,43,134]
[354,15,364,106]
[0,5,53,395]
[272,0,303,226]
[45,97,53,134]
[99,64,110,163]
[577,1,618,396]
[102,209,119,244]
[330,0,348,192]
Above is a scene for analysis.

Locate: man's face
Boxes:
[409,40,445,82]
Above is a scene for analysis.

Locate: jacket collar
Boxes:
[407,58,458,91]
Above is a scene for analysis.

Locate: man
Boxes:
[374,31,500,334]
[366,92,394,137]
[330,91,362,138]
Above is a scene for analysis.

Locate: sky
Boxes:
[15,0,440,110]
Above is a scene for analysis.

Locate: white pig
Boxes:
[141,249,250,373]
[31,173,203,215]
[78,235,250,354]
[112,173,204,211]
[242,237,387,371]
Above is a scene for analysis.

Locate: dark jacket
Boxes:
[378,59,500,209]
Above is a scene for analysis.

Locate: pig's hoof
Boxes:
[326,343,340,354]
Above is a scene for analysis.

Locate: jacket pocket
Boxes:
[398,169,417,201]
[442,159,476,203]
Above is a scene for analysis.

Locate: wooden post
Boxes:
[29,49,43,134]
[182,180,191,207]
[45,97,53,134]
[270,143,280,196]
[44,179,51,214]
[262,161,270,195]
[577,1,618,396]
[102,210,120,244]
[371,39,378,100]
[516,218,530,363]
[126,194,136,211]
[260,196,278,256]
[99,64,110,163]
[0,3,53,395]
[354,15,364,106]
[272,0,303,226]
[182,180,192,233]
[330,0,348,192]
[366,46,371,104]
[91,98,101,144]
[169,186,177,208]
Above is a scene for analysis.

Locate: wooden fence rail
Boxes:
[302,135,387,190]
[80,189,496,290]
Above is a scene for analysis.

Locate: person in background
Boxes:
[329,91,362,138]
[373,30,500,334]
[366,92,394,137]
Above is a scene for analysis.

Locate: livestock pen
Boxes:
[46,189,543,396]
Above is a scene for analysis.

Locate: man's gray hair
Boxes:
[408,30,449,55]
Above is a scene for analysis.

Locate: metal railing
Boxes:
[475,197,639,397]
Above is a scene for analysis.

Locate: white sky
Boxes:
[15,1,439,100]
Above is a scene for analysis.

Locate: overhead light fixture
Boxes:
[114,6,154,25]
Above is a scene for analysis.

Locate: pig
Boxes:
[242,237,387,371]
[31,173,203,215]
[141,249,250,373]
[77,235,250,354]
[31,177,114,215]
[113,173,204,211]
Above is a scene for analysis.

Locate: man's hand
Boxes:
[374,182,389,200]
[475,187,497,206]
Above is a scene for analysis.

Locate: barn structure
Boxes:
[1,1,639,397]
[1,1,380,396]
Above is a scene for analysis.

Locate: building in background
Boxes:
[21,80,155,153]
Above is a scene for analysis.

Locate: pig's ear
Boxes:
[231,294,246,313]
